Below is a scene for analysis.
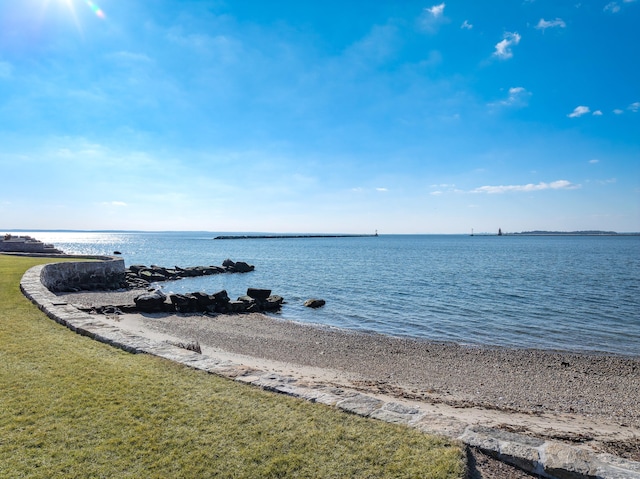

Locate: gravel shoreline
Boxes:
[60,290,640,463]
[141,313,640,425]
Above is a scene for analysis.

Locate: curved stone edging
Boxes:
[19,263,640,479]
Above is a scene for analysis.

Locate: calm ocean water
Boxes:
[13,231,640,356]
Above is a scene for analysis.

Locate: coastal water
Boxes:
[12,231,640,356]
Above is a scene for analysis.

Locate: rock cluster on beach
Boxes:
[133,287,284,314]
[125,259,254,289]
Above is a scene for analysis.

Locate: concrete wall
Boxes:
[40,257,126,292]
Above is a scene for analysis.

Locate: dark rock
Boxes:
[304,298,326,309]
[211,290,230,303]
[181,267,201,278]
[263,295,284,311]
[124,260,254,289]
[139,269,167,282]
[247,288,271,301]
[237,295,256,305]
[228,300,247,313]
[190,291,214,307]
[169,293,199,313]
[134,290,167,312]
[246,303,260,313]
[232,261,255,273]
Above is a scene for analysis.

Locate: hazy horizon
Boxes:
[3,228,639,235]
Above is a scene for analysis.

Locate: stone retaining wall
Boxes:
[40,257,125,292]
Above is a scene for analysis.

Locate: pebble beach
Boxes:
[61,290,640,457]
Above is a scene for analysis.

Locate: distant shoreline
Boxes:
[509,230,639,236]
[3,229,639,236]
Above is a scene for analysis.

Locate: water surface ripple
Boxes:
[20,232,640,356]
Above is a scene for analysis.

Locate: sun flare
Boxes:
[84,0,106,19]
[46,0,106,20]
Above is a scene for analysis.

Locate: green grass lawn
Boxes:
[0,255,465,478]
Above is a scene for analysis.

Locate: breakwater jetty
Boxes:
[214,233,378,240]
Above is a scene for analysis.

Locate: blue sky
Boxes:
[1,0,638,233]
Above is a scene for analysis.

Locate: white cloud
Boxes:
[376,187,389,192]
[604,2,621,12]
[592,110,603,116]
[490,86,532,108]
[471,180,580,194]
[567,105,590,118]
[420,3,448,33]
[613,108,624,114]
[628,101,640,112]
[535,18,566,30]
[589,159,600,164]
[493,32,521,60]
[461,20,473,30]
[101,201,128,207]
[430,191,443,196]
[604,0,638,13]
[426,3,446,17]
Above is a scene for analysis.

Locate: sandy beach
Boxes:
[60,290,640,462]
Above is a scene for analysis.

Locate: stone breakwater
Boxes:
[42,258,256,292]
[125,259,254,289]
[125,260,285,314]
[132,287,284,315]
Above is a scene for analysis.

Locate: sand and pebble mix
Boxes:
[60,289,640,466]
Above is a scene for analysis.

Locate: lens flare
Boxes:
[84,0,105,19]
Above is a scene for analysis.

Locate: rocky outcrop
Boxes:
[304,298,326,308]
[134,290,168,313]
[125,259,254,289]
[131,288,285,315]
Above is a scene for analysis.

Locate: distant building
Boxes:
[0,234,63,254]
